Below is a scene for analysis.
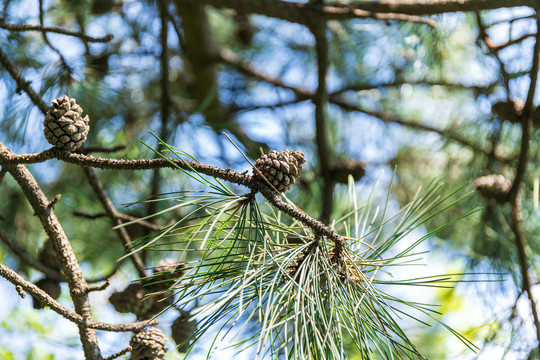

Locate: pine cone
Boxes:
[492,99,524,124]
[38,238,60,271]
[150,258,186,292]
[171,312,198,353]
[253,149,305,192]
[130,327,168,360]
[474,174,512,203]
[32,278,61,309]
[109,283,173,319]
[328,159,366,184]
[43,96,90,151]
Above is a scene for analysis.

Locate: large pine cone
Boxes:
[150,258,186,292]
[43,96,89,151]
[32,278,61,309]
[253,149,305,192]
[109,283,173,319]
[474,174,512,203]
[130,327,168,360]
[171,312,198,353]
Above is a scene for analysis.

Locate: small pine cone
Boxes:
[253,149,305,192]
[109,283,173,319]
[328,159,366,184]
[130,327,168,360]
[150,258,186,292]
[32,278,61,309]
[492,99,524,124]
[43,96,90,151]
[171,312,198,353]
[38,238,60,271]
[474,174,512,203]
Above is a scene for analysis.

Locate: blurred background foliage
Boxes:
[0,0,539,359]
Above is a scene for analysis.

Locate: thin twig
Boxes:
[489,32,536,51]
[0,46,49,113]
[86,280,110,292]
[38,0,70,72]
[73,211,167,232]
[0,226,64,281]
[0,21,113,42]
[103,346,132,360]
[0,264,157,332]
[475,12,512,99]
[0,225,121,283]
[330,79,494,96]
[254,181,345,247]
[330,96,510,161]
[219,48,312,100]
[84,167,148,278]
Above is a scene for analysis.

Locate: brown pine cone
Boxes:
[474,174,512,203]
[37,238,60,271]
[150,258,186,292]
[109,283,173,319]
[492,99,524,124]
[328,159,366,184]
[32,278,61,309]
[253,149,305,192]
[171,312,198,353]
[43,96,90,151]
[130,327,168,360]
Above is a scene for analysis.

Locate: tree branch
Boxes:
[176,0,436,26]
[0,21,113,42]
[83,167,148,279]
[0,46,49,113]
[310,20,333,223]
[0,146,254,187]
[0,264,156,332]
[146,0,172,223]
[0,226,64,282]
[329,96,507,160]
[73,211,167,232]
[0,143,102,360]
[506,13,540,353]
[341,0,539,16]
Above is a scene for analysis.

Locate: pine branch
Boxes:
[0,264,157,332]
[0,226,64,281]
[175,0,436,26]
[338,0,538,16]
[0,20,113,42]
[310,19,333,223]
[0,146,254,187]
[0,143,102,360]
[330,96,506,160]
[0,46,49,114]
[146,0,172,222]
[103,347,132,360]
[73,211,167,232]
[84,167,148,278]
